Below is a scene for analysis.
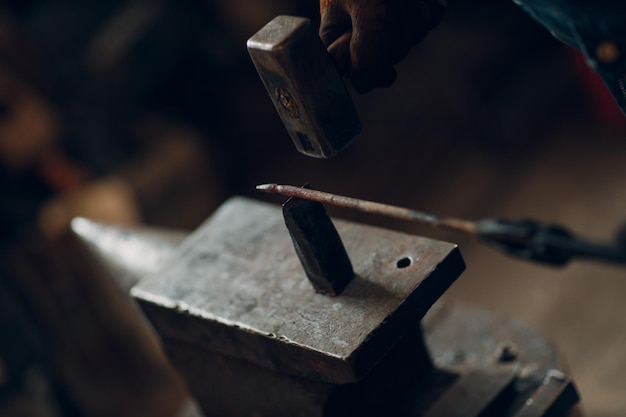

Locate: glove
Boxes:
[320,0,445,93]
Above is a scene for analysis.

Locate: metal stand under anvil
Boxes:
[74,197,582,417]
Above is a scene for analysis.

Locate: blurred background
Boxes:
[1,0,626,416]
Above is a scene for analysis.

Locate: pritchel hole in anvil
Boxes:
[396,257,412,269]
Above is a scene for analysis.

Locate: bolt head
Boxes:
[495,341,519,362]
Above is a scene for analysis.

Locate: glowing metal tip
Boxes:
[256,183,278,192]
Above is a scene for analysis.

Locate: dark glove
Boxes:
[320,0,445,93]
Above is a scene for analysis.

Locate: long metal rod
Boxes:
[256,183,477,235]
[257,183,626,267]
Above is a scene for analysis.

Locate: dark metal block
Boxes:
[422,367,517,417]
[283,195,354,295]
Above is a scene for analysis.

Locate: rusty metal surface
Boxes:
[247,16,361,158]
[283,195,354,295]
[257,183,475,233]
[70,217,187,292]
[132,197,465,384]
[258,184,626,267]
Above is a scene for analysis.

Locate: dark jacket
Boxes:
[515,0,626,114]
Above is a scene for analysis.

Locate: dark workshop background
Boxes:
[1,1,626,415]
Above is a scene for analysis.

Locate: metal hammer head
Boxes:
[247,16,361,158]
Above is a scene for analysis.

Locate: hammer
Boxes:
[247,16,361,159]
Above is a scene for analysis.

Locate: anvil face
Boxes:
[132,197,464,384]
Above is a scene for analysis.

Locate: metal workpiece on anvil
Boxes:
[131,197,464,384]
[247,16,361,158]
[283,195,354,295]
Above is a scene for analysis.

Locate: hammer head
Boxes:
[247,16,361,159]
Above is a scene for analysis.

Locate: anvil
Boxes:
[73,197,581,417]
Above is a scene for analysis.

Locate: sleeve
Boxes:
[513,0,626,114]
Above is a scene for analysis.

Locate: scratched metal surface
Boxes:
[132,197,465,383]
